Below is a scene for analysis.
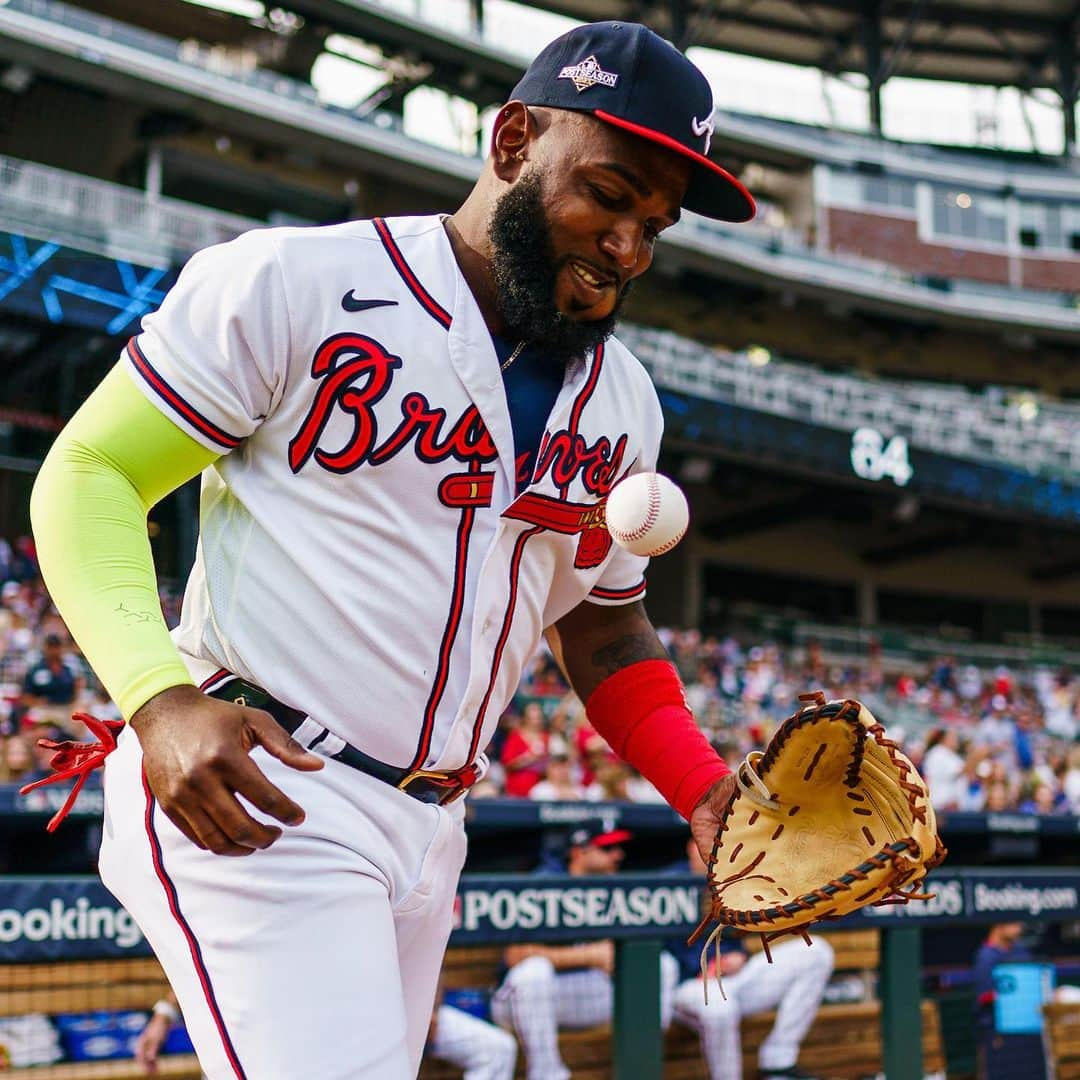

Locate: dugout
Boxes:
[0,868,1076,1078]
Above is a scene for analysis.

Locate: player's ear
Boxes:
[492,101,530,179]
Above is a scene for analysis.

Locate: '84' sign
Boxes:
[850,427,914,487]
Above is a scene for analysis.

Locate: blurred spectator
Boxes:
[685,662,720,716]
[8,536,39,583]
[984,780,1014,813]
[527,654,568,698]
[1,733,36,784]
[670,629,702,683]
[84,685,123,724]
[1065,747,1080,813]
[546,705,572,760]
[921,728,967,810]
[972,922,1034,1080]
[585,761,632,802]
[973,921,1032,1017]
[501,702,550,798]
[529,752,584,802]
[626,767,665,804]
[0,536,1075,819]
[1018,783,1064,815]
[21,634,83,711]
[959,746,991,811]
[23,722,65,784]
[974,697,1015,754]
[574,720,615,789]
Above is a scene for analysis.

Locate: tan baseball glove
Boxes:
[692,692,945,989]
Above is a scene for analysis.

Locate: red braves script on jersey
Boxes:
[124,215,663,775]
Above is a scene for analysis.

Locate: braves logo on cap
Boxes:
[691,114,714,154]
[558,55,619,92]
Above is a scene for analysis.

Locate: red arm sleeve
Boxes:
[585,659,730,820]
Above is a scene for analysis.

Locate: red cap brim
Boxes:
[594,109,756,224]
[592,828,633,847]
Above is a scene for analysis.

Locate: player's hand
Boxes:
[718,951,747,977]
[134,1012,172,1074]
[689,772,738,872]
[590,940,616,975]
[503,944,540,967]
[132,684,324,857]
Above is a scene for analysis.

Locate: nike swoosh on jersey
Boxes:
[341,292,399,313]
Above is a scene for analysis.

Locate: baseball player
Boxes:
[133,990,191,1076]
[133,989,514,1080]
[426,993,517,1080]
[135,987,515,1080]
[27,20,754,1080]
[665,838,834,1080]
[491,822,679,1080]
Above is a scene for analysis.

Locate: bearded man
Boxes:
[29,21,754,1080]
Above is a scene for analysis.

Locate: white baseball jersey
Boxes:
[124,215,663,773]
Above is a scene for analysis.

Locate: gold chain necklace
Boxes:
[500,340,527,372]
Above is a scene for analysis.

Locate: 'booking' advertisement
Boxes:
[0,879,149,961]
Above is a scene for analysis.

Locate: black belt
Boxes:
[208,678,478,806]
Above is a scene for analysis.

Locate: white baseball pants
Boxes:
[99,724,467,1080]
[672,936,835,1080]
[489,952,679,1080]
[426,1004,517,1080]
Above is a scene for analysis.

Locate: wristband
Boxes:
[585,659,730,820]
[152,999,180,1023]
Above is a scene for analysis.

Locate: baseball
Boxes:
[605,472,689,557]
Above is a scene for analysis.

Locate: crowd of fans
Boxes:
[0,536,1078,816]
[487,628,1080,816]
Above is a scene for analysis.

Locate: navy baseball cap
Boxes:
[567,821,633,850]
[511,21,755,223]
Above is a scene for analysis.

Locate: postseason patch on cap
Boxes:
[511,20,756,222]
[568,827,593,848]
[558,55,619,93]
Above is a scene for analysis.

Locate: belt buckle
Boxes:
[397,768,466,806]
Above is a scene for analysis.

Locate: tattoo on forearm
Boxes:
[590,632,668,676]
[115,601,161,625]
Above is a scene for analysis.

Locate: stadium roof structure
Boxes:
[278,0,1080,152]
[523,0,1080,147]
[56,0,1080,151]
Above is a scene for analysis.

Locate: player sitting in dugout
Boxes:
[492,822,680,1080]
[664,836,834,1080]
[492,821,833,1080]
[135,982,518,1080]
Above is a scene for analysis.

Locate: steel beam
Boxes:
[862,0,883,134]
[614,939,663,1079]
[881,927,924,1080]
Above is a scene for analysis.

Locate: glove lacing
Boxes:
[735,751,781,811]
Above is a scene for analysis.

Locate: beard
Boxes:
[488,172,631,366]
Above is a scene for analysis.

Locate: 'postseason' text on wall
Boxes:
[451,876,701,942]
[2,871,1077,960]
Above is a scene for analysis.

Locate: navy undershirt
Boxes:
[492,335,565,494]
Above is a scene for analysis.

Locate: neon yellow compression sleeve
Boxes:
[30,363,221,718]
